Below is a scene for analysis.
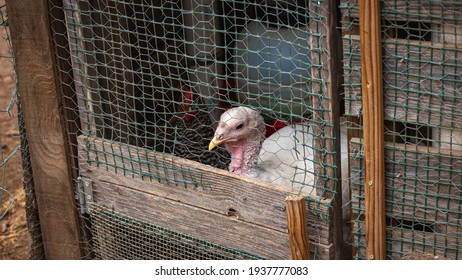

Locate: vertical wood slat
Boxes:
[63,0,95,137]
[285,195,310,260]
[309,0,347,259]
[7,0,82,259]
[358,0,386,260]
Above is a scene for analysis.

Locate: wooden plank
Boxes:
[341,0,462,23]
[51,0,94,259]
[89,203,262,260]
[285,195,310,260]
[83,176,334,259]
[91,180,291,259]
[63,0,97,137]
[344,35,462,129]
[309,0,346,259]
[430,22,462,150]
[6,0,82,259]
[350,139,462,233]
[358,0,386,260]
[353,222,461,260]
[77,135,333,246]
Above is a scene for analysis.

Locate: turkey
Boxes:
[174,110,231,170]
[173,87,231,170]
[209,106,315,192]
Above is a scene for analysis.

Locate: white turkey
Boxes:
[209,106,315,192]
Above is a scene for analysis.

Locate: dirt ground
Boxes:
[0,0,31,260]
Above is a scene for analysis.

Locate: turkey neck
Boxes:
[225,134,263,175]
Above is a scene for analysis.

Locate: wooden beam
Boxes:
[6,0,82,259]
[358,0,386,260]
[309,0,347,259]
[285,195,310,260]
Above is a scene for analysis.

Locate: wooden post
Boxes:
[7,0,82,259]
[358,0,386,260]
[285,195,310,260]
[309,0,347,259]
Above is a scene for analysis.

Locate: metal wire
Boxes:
[342,0,462,259]
[43,0,338,259]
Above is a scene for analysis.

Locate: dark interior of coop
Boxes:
[75,1,316,164]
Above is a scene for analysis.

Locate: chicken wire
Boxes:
[43,0,341,259]
[0,4,43,259]
[341,0,462,259]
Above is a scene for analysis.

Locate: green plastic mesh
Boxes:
[45,0,339,259]
[341,0,462,259]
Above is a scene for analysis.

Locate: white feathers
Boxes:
[249,123,315,192]
[210,106,316,193]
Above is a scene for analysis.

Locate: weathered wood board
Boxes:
[341,0,462,23]
[7,0,82,259]
[344,35,462,129]
[353,222,461,260]
[309,0,347,259]
[350,138,462,234]
[78,135,334,259]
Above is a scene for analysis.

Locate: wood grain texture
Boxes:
[77,135,335,259]
[350,138,462,234]
[285,195,310,260]
[7,0,82,259]
[344,35,462,129]
[341,0,462,23]
[358,0,386,260]
[63,0,96,136]
[353,222,461,260]
[91,181,294,259]
[309,0,347,259]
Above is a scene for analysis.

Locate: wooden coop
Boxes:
[6,0,462,259]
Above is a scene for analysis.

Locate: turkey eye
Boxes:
[236,123,244,130]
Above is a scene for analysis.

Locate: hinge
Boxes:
[76,177,93,214]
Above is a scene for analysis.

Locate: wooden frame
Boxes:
[7,0,82,259]
[78,135,334,259]
[309,0,348,259]
[7,0,346,260]
[358,0,386,260]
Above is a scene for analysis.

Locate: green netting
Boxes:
[61,0,326,190]
[45,0,341,259]
[11,0,461,260]
[341,0,462,259]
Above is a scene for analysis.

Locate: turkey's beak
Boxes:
[208,140,218,151]
[208,135,223,151]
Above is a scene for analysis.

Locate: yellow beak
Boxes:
[208,139,218,151]
[209,134,227,151]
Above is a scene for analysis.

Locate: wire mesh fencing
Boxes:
[43,0,343,259]
[341,0,462,259]
[9,0,462,260]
